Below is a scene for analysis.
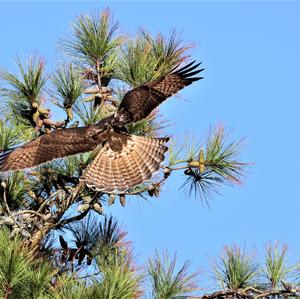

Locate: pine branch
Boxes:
[117,29,190,87]
[13,210,46,221]
[49,64,84,121]
[201,288,300,299]
[55,209,90,229]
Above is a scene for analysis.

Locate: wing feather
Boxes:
[115,60,204,125]
[0,127,97,172]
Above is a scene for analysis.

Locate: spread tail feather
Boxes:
[0,149,15,172]
[81,133,169,193]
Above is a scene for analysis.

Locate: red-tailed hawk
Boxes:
[0,61,203,193]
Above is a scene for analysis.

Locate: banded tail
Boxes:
[81,132,169,193]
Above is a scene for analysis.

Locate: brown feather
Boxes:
[81,132,169,193]
[115,60,204,125]
[0,127,99,172]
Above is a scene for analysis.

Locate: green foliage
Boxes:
[0,120,20,150]
[27,262,57,299]
[125,110,169,137]
[213,245,260,290]
[0,55,46,105]
[63,152,95,177]
[92,215,127,258]
[30,163,65,197]
[58,216,142,298]
[0,55,46,127]
[147,250,199,299]
[0,172,31,210]
[51,64,84,119]
[62,215,126,269]
[263,242,291,289]
[50,274,88,299]
[90,250,143,299]
[169,134,201,166]
[117,30,189,87]
[13,121,35,143]
[168,139,184,167]
[0,229,55,299]
[170,126,248,202]
[73,100,109,126]
[60,8,124,83]
[205,125,246,185]
[0,230,31,298]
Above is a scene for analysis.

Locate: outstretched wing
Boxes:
[81,132,169,193]
[0,127,97,172]
[115,60,204,125]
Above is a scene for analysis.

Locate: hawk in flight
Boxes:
[0,61,203,193]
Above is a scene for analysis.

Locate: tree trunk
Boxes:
[29,223,55,249]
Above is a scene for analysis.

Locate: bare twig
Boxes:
[1,183,21,229]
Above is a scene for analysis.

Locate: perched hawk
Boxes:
[0,61,203,193]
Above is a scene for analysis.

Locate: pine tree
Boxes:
[0,8,282,299]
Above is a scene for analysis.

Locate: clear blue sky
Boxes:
[1,1,300,288]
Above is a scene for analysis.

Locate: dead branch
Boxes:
[200,288,300,299]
